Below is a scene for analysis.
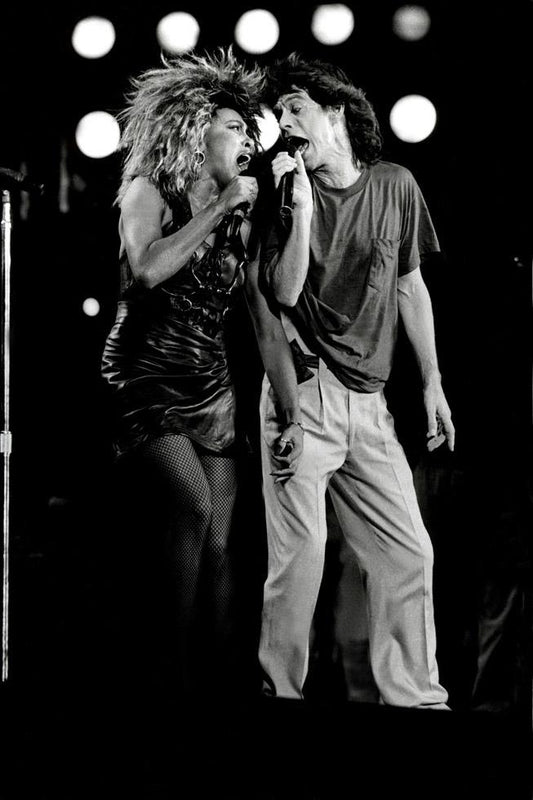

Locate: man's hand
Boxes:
[423,378,455,452]
[271,150,312,215]
[270,421,304,484]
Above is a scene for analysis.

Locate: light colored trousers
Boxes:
[259,354,448,708]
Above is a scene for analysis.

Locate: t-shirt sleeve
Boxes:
[398,170,440,276]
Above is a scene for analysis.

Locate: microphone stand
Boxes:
[1,188,12,682]
[0,169,43,683]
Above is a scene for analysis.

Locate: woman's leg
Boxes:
[139,434,215,692]
[140,435,241,698]
[197,452,241,695]
[198,452,239,628]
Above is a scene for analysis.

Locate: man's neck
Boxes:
[313,155,362,189]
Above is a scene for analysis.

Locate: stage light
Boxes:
[389,94,437,143]
[257,105,280,151]
[71,16,116,58]
[75,112,120,158]
[234,9,279,54]
[82,298,100,317]
[156,12,200,54]
[392,5,431,41]
[311,4,354,45]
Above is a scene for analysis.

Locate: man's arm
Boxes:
[245,255,304,481]
[397,267,455,451]
[265,150,313,307]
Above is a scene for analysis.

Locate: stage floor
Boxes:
[1,680,531,800]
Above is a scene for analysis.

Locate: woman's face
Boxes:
[202,107,255,187]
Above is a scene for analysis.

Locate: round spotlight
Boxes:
[72,16,116,59]
[235,9,279,54]
[392,5,431,41]
[82,298,100,317]
[389,94,437,143]
[311,4,355,45]
[257,105,280,152]
[75,111,120,158]
[156,12,200,54]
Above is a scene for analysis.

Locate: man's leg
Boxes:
[329,388,449,708]
[258,374,345,698]
[334,534,380,703]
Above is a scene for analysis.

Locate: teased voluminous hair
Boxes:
[116,46,265,206]
[262,52,382,166]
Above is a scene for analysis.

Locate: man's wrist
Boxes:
[282,420,304,432]
[279,408,300,426]
[422,369,442,388]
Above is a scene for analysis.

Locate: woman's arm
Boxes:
[120,175,256,290]
[398,267,455,451]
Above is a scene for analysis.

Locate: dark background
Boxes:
[0,2,532,798]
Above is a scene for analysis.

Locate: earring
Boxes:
[194,151,205,166]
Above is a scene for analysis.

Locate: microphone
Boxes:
[0,167,44,196]
[227,154,257,241]
[279,138,305,222]
[227,202,249,241]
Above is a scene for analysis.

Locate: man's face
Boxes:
[202,107,255,187]
[273,89,336,171]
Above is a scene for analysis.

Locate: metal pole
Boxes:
[1,189,12,682]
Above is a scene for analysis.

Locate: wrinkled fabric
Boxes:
[101,206,246,457]
[261,161,440,392]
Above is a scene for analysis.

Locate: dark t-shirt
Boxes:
[262,160,440,392]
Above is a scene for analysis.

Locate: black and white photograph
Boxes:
[1,2,532,798]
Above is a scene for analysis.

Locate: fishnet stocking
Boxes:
[139,434,238,693]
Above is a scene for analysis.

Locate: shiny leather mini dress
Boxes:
[101,204,246,457]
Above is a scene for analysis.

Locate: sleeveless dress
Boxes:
[101,201,248,458]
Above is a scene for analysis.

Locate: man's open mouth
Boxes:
[286,136,308,155]
[236,153,251,171]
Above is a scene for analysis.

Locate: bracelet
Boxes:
[283,421,304,431]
